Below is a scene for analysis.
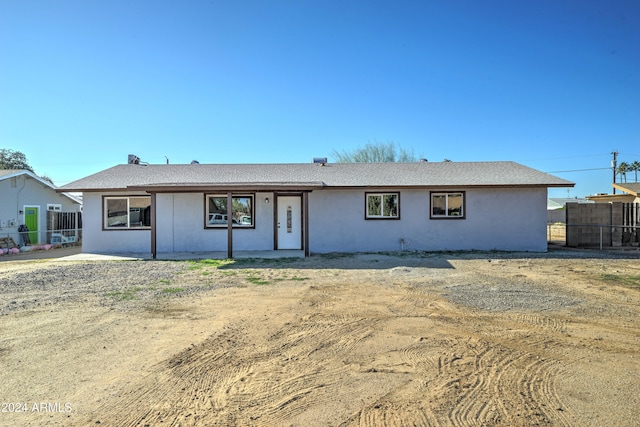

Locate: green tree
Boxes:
[331,141,418,163]
[617,161,630,183]
[631,161,640,182]
[0,149,33,171]
[40,174,54,185]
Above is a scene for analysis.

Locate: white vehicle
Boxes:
[208,214,239,224]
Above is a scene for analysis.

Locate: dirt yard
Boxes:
[1,248,639,426]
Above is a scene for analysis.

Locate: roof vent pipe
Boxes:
[191,160,200,164]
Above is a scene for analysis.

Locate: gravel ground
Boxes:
[1,249,639,427]
[0,261,191,315]
[443,281,583,312]
[4,248,635,316]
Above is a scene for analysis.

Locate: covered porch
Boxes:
[132,183,322,260]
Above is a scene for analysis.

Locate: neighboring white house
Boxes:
[58,160,573,257]
[547,197,593,223]
[0,169,82,246]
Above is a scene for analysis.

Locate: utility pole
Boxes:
[611,150,618,194]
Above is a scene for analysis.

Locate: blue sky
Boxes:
[1,0,638,198]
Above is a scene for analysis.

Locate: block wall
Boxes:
[567,203,613,247]
[566,202,626,247]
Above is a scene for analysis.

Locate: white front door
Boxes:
[277,196,302,250]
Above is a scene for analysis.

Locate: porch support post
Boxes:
[227,192,233,259]
[303,192,310,257]
[150,192,157,260]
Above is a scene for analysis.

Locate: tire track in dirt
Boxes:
[347,330,573,427]
[270,314,376,359]
[328,282,577,427]
[451,329,571,426]
[84,326,252,426]
[445,349,570,427]
[83,275,580,426]
[84,312,388,426]
[3,253,639,426]
[512,313,569,333]
[240,315,371,425]
[346,401,435,427]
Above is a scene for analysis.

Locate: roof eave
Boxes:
[324,183,574,190]
[58,182,573,192]
[56,187,128,193]
[612,183,639,196]
[127,182,325,193]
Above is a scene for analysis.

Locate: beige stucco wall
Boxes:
[308,187,549,253]
[81,187,551,254]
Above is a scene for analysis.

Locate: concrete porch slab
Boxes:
[57,250,305,261]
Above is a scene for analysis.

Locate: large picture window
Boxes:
[431,192,465,219]
[206,194,254,228]
[104,196,151,229]
[366,192,399,219]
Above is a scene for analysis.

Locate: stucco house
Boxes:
[58,160,573,258]
[1,169,82,247]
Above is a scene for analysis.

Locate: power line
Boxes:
[523,153,611,162]
[545,167,611,173]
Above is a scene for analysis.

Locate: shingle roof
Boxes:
[58,161,574,192]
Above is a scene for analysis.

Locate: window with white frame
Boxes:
[366,192,399,219]
[206,194,254,228]
[104,196,151,229]
[430,192,465,219]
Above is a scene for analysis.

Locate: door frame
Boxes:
[273,192,308,254]
[23,205,40,244]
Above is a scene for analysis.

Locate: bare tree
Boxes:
[331,141,418,163]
